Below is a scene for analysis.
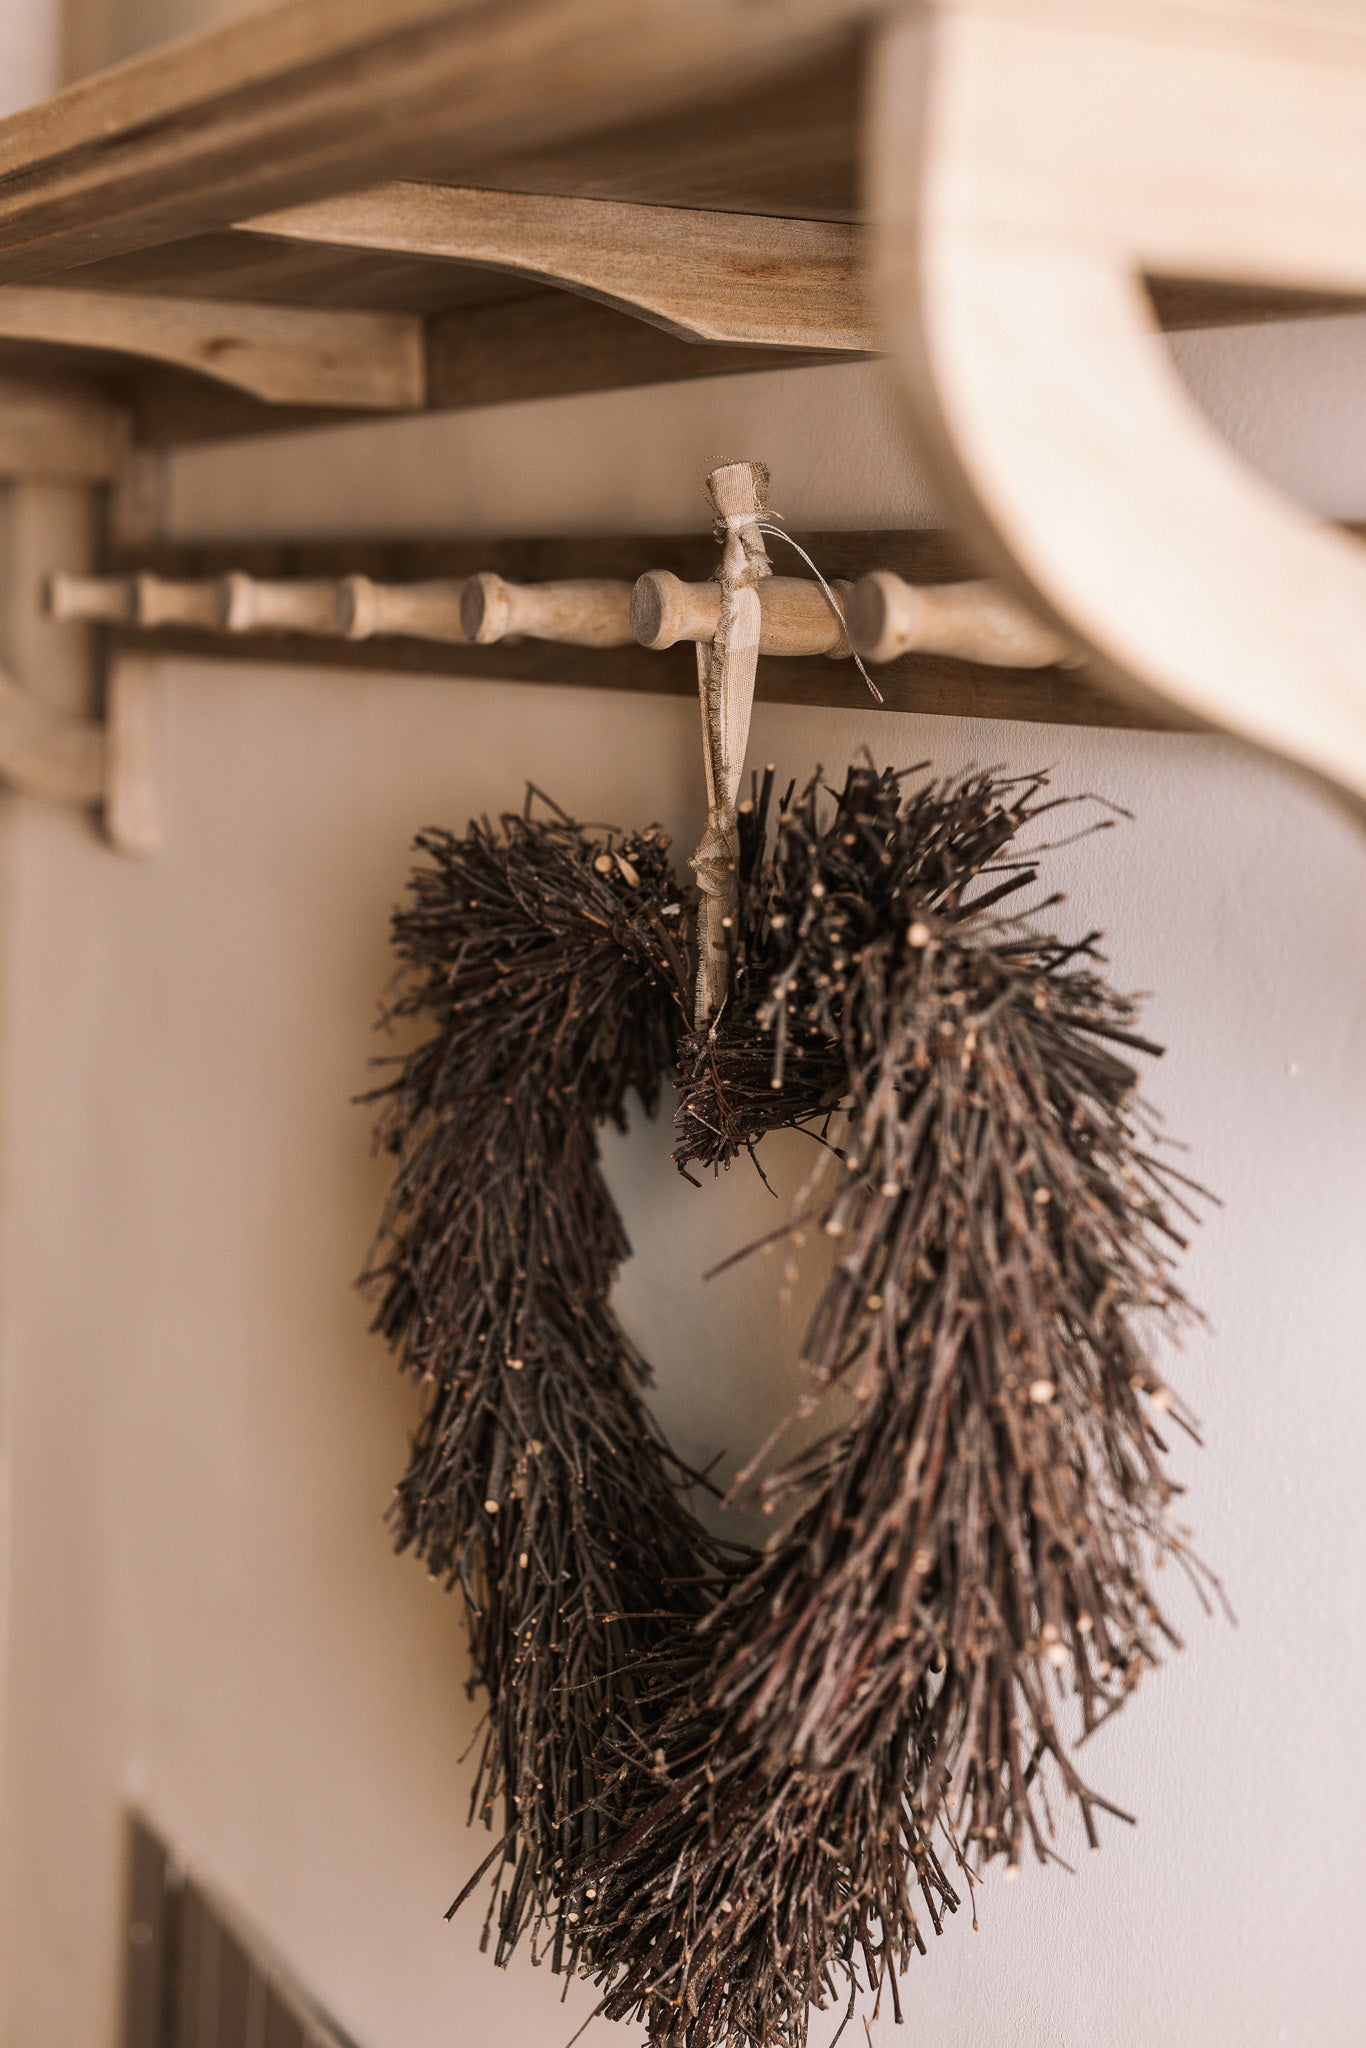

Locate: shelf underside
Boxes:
[0,5,1358,446]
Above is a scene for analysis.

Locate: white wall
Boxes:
[0,0,58,117]
[0,325,1363,2048]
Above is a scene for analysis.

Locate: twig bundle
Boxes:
[365,767,1214,2048]
[365,802,725,1970]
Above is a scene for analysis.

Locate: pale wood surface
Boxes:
[241,184,871,352]
[338,575,469,641]
[461,572,635,646]
[104,652,164,855]
[131,574,223,630]
[48,571,136,623]
[872,0,1366,802]
[0,0,890,287]
[845,570,1073,668]
[219,574,347,634]
[0,0,1350,455]
[632,571,853,656]
[127,290,831,446]
[0,289,424,408]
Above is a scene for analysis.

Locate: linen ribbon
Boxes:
[690,460,772,1027]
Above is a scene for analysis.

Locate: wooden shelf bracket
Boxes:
[0,288,425,410]
[239,184,873,355]
[0,647,160,856]
[0,387,161,854]
[870,0,1366,807]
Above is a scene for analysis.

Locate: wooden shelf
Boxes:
[0,0,1356,446]
[0,0,1361,808]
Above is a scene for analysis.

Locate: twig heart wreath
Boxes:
[365,464,1222,2048]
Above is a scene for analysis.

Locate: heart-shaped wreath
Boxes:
[364,755,1218,2048]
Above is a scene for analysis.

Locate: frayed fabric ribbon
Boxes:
[690,461,772,1027]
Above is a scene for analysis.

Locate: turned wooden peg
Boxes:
[46,572,136,624]
[217,574,347,635]
[335,575,470,643]
[132,575,224,630]
[844,571,1076,669]
[631,571,853,657]
[460,572,636,647]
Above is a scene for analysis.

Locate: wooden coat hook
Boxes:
[31,523,1095,867]
[52,562,1070,673]
[461,573,634,647]
[632,571,852,657]
[844,571,1075,668]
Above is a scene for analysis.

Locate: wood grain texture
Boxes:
[632,571,853,655]
[0,0,892,286]
[106,527,1194,731]
[0,0,1354,458]
[114,289,832,446]
[0,289,424,408]
[871,0,1366,802]
[462,571,634,645]
[64,228,536,316]
[240,184,871,351]
[845,569,1072,667]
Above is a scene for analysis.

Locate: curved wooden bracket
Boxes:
[0,289,425,410]
[0,660,105,806]
[0,655,159,855]
[870,1,1366,804]
[239,184,873,354]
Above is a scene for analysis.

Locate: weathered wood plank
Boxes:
[0,0,891,286]
[240,184,871,351]
[123,289,833,445]
[0,290,424,407]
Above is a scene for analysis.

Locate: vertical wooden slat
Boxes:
[122,1816,174,2048]
[261,1988,307,2048]
[124,1817,351,2048]
[214,1923,253,2048]
[176,1885,215,2048]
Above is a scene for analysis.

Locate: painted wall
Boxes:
[0,0,57,117]
[0,323,1363,2048]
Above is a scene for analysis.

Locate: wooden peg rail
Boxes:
[77,529,1194,732]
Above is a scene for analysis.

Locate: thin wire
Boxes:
[756,519,884,704]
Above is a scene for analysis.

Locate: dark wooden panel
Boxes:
[123,1816,177,2048]
[113,274,1366,447]
[214,1923,253,2048]
[120,1815,357,2048]
[124,292,838,446]
[261,1989,306,2048]
[424,290,839,412]
[174,1886,210,2048]
[108,527,1192,733]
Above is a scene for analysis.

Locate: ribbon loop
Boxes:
[690,460,772,1026]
